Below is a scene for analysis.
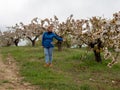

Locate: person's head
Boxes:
[47,24,54,32]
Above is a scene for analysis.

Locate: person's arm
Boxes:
[54,33,63,41]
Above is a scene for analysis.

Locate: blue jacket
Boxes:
[42,32,63,48]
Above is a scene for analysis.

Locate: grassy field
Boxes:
[0,46,120,90]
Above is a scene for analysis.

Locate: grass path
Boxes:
[0,53,37,90]
[0,47,120,90]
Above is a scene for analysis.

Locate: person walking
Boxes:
[42,25,63,67]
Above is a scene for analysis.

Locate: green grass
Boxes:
[0,80,10,85]
[0,46,120,90]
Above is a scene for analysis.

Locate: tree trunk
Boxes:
[27,35,39,47]
[32,40,35,47]
[66,42,71,48]
[57,41,62,51]
[7,43,11,47]
[93,49,102,62]
[89,38,103,63]
[6,40,11,47]
[78,45,82,48]
[14,39,19,46]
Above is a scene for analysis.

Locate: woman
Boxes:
[42,25,63,67]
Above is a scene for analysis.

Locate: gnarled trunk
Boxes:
[57,41,62,51]
[27,35,39,47]
[32,40,35,47]
[93,49,102,62]
[89,38,103,63]
[14,39,20,46]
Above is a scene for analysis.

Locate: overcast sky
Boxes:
[0,0,120,28]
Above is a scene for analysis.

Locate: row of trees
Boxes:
[0,11,120,67]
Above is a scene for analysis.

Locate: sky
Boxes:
[0,0,120,31]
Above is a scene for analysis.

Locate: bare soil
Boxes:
[0,53,38,90]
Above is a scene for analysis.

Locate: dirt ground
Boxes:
[0,53,38,90]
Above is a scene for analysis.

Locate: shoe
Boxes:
[44,63,49,67]
[49,63,53,67]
